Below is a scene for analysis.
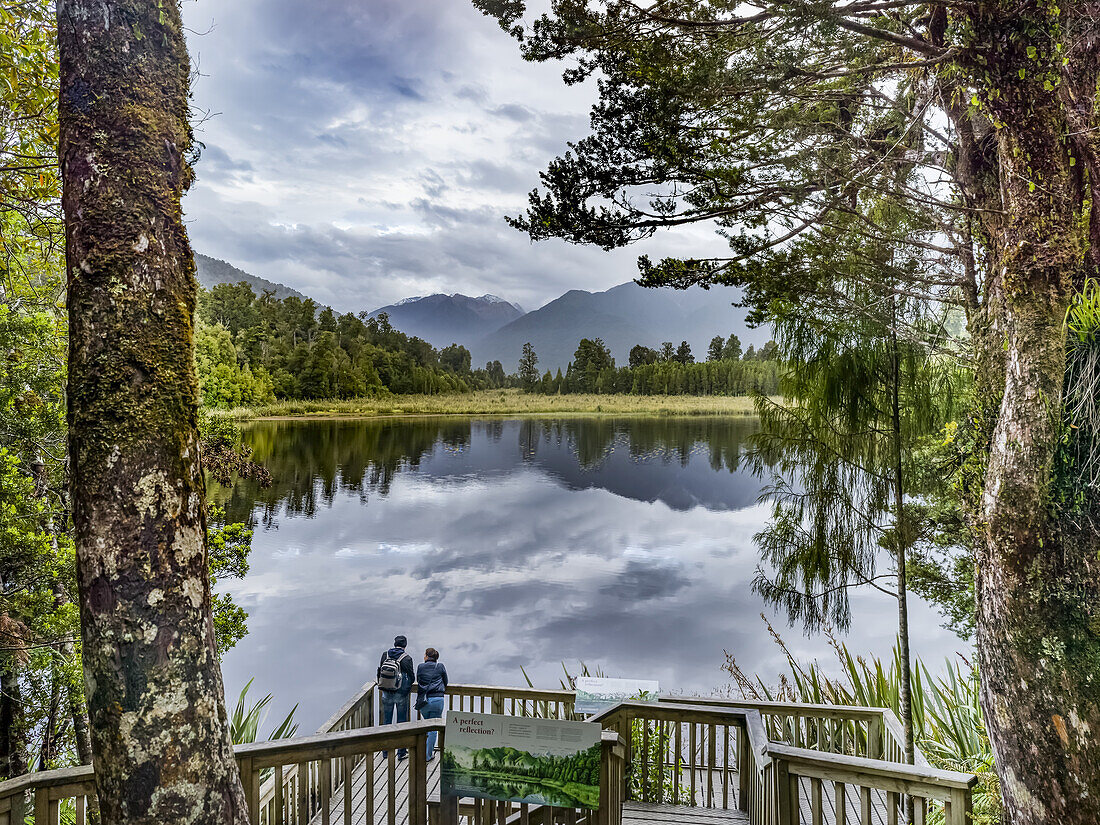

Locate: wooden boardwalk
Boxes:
[311,756,899,825]
[0,683,979,825]
[321,752,441,825]
[623,802,748,824]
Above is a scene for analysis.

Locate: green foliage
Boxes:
[518,342,540,390]
[207,506,253,658]
[230,678,299,745]
[725,625,1003,825]
[195,323,275,409]
[194,286,499,406]
[530,337,778,396]
[0,259,81,777]
[1059,278,1100,500]
[0,0,59,253]
[673,341,693,364]
[440,344,473,374]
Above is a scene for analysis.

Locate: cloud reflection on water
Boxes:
[215,418,967,732]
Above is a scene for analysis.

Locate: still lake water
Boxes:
[212,416,967,732]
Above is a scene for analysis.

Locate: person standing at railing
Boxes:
[415,647,449,761]
[378,634,415,760]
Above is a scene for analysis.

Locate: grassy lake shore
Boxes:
[213,389,762,421]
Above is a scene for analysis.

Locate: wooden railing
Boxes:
[252,679,377,824]
[659,696,926,766]
[590,700,976,825]
[0,682,973,825]
[416,684,578,720]
[0,763,95,825]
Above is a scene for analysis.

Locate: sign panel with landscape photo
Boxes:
[441,711,602,809]
[574,677,660,715]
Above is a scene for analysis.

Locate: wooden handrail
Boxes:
[316,678,376,733]
[767,743,978,795]
[660,695,893,720]
[0,684,975,825]
[235,717,444,767]
[658,693,929,766]
[0,765,95,799]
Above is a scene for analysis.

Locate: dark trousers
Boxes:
[380,691,410,758]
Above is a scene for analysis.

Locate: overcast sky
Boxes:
[180,0,726,314]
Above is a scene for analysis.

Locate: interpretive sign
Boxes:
[574,677,660,715]
[441,711,602,809]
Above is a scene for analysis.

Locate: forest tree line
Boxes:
[194,281,512,406]
[195,281,780,406]
[518,335,781,396]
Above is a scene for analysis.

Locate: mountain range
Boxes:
[195,254,770,372]
[368,293,524,350]
[469,281,770,372]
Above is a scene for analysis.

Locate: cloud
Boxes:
[181,0,730,314]
[216,420,970,731]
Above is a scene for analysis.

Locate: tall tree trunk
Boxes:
[888,298,916,825]
[974,107,1100,823]
[0,653,27,779]
[68,677,93,766]
[888,305,916,770]
[57,1,248,823]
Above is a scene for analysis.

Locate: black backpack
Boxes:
[378,651,409,692]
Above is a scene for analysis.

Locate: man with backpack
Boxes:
[377,635,415,759]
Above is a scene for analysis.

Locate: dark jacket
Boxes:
[416,661,449,698]
[379,647,415,695]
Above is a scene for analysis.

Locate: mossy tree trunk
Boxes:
[57,1,249,822]
[0,654,26,778]
[967,46,1100,821]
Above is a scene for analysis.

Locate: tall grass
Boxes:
[211,390,763,421]
[724,618,1002,825]
[230,678,299,745]
[1063,278,1100,492]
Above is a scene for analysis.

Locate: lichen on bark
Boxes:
[58,1,249,822]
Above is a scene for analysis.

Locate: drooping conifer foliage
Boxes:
[475,1,1100,820]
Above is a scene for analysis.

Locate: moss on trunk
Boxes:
[58,1,248,821]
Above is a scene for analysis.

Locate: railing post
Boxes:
[738,725,751,813]
[598,733,623,825]
[408,734,426,825]
[866,716,884,760]
[439,795,459,825]
[238,756,260,824]
[7,789,27,825]
[33,787,50,825]
[775,758,793,825]
[945,787,972,825]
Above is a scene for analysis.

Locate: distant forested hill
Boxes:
[194,253,308,302]
[473,282,770,371]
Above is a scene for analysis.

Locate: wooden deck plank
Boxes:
[314,753,442,825]
[622,801,748,823]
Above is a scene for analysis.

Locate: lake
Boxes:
[211,416,967,732]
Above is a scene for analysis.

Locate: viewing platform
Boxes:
[0,682,977,825]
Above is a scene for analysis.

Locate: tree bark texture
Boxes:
[58,1,248,822]
[0,655,26,779]
[961,16,1100,818]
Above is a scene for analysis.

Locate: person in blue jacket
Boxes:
[415,648,449,761]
